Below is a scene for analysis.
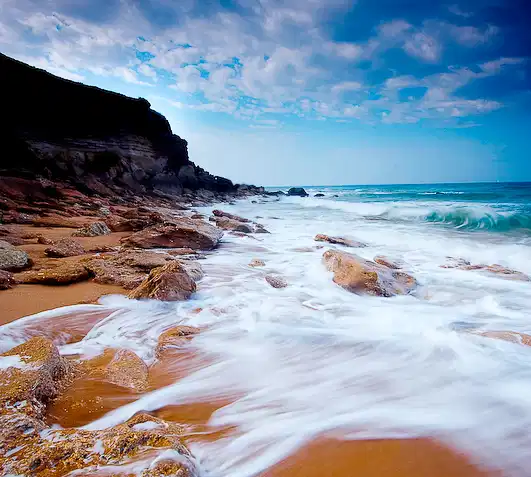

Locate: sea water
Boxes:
[2,182,531,476]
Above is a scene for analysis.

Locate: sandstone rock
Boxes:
[212,209,250,222]
[0,337,71,419]
[32,215,80,228]
[72,221,111,237]
[265,275,288,289]
[0,269,15,289]
[180,260,204,281]
[156,326,200,357]
[473,330,531,346]
[104,349,149,391]
[167,248,197,256]
[122,219,223,250]
[323,250,417,297]
[36,235,54,245]
[441,258,530,281]
[44,237,85,257]
[17,261,90,285]
[214,216,254,233]
[0,247,31,271]
[315,234,366,248]
[83,250,173,289]
[374,255,402,269]
[128,261,197,301]
[249,258,266,267]
[287,187,308,197]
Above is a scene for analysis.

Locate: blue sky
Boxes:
[1,0,530,185]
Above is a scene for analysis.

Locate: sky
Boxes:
[1,0,530,186]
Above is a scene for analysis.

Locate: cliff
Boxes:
[0,53,239,197]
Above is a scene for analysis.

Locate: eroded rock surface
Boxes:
[44,237,85,257]
[17,261,90,285]
[323,250,417,297]
[374,255,402,270]
[0,246,31,271]
[265,275,288,289]
[212,209,250,223]
[156,326,200,358]
[0,269,15,289]
[72,221,111,237]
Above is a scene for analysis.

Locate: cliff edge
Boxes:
[0,53,245,198]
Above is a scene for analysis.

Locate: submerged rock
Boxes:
[315,234,366,248]
[122,218,223,250]
[287,187,308,197]
[265,274,288,289]
[314,193,325,197]
[156,326,200,357]
[249,258,266,267]
[323,250,417,297]
[441,258,530,281]
[212,209,250,223]
[104,349,149,391]
[128,261,197,301]
[72,221,111,237]
[473,330,531,346]
[214,216,254,233]
[374,255,402,270]
[44,237,85,257]
[0,247,31,271]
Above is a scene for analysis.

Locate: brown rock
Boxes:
[315,234,366,248]
[265,275,288,289]
[156,326,200,357]
[473,330,531,346]
[374,255,402,269]
[83,250,174,289]
[36,235,54,245]
[214,216,254,233]
[105,211,164,232]
[249,258,266,267]
[0,247,32,271]
[323,249,417,297]
[128,261,197,301]
[441,258,530,281]
[212,209,250,222]
[167,247,197,256]
[122,219,223,250]
[0,337,71,419]
[180,260,204,281]
[32,215,81,228]
[44,237,85,257]
[104,349,149,391]
[17,261,90,285]
[0,269,15,289]
[72,221,111,237]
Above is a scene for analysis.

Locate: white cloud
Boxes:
[404,32,440,62]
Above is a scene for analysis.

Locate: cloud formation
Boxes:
[0,0,529,128]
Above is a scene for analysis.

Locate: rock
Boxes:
[441,258,530,281]
[167,248,197,256]
[0,412,195,477]
[44,238,85,257]
[214,216,254,233]
[249,258,266,267]
[179,260,204,281]
[0,269,15,289]
[122,219,223,250]
[323,250,417,297]
[128,261,197,301]
[0,337,71,419]
[0,239,15,250]
[314,193,325,197]
[0,247,31,271]
[254,224,270,234]
[105,212,164,232]
[265,275,288,289]
[315,234,366,248]
[104,349,149,391]
[287,187,308,197]
[17,261,90,285]
[36,235,54,245]
[156,326,200,357]
[374,255,402,269]
[473,330,531,346]
[32,215,81,228]
[72,221,111,237]
[212,209,251,223]
[83,250,174,289]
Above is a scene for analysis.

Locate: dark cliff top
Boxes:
[0,53,174,140]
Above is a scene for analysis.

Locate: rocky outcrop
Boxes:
[72,221,111,237]
[315,234,366,248]
[17,261,90,285]
[0,53,259,201]
[287,187,308,197]
[122,219,223,250]
[323,250,417,297]
[214,216,254,233]
[44,237,85,257]
[128,261,197,301]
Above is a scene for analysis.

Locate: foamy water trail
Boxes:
[2,192,531,476]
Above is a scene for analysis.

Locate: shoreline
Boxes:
[0,190,515,476]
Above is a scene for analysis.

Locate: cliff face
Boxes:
[0,53,236,197]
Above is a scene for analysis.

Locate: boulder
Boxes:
[265,275,288,289]
[17,261,90,285]
[0,337,71,419]
[44,238,85,257]
[83,250,174,289]
[315,234,366,248]
[249,258,266,267]
[441,259,530,281]
[122,219,223,250]
[0,269,15,289]
[314,193,325,197]
[156,326,200,357]
[254,224,270,234]
[287,187,308,197]
[128,261,197,301]
[374,255,402,269]
[212,209,251,223]
[105,212,164,232]
[214,216,254,233]
[72,221,111,237]
[103,349,149,391]
[0,247,31,271]
[36,235,54,245]
[323,250,417,297]
[180,260,204,281]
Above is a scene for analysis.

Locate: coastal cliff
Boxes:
[0,53,246,198]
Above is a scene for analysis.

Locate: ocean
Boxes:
[2,181,531,476]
